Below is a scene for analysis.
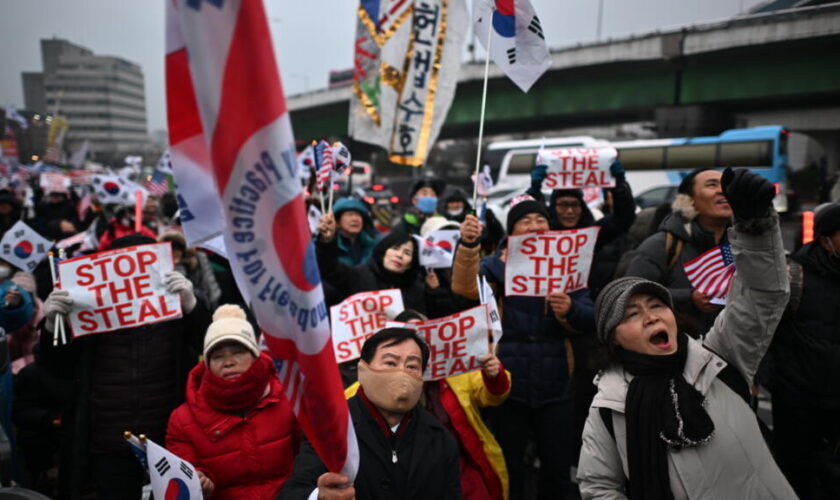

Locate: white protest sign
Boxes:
[537,147,617,189]
[39,172,71,194]
[414,229,460,269]
[330,289,404,363]
[414,305,491,381]
[58,242,181,336]
[505,227,601,297]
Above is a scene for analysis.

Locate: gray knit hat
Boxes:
[594,277,674,345]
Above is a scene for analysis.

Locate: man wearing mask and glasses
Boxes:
[279,328,460,500]
[393,179,445,236]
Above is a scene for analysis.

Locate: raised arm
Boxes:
[702,169,788,383]
[451,214,482,301]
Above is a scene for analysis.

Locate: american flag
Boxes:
[143,170,170,196]
[683,242,736,298]
[315,140,334,191]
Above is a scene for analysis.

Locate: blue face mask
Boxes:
[415,196,437,214]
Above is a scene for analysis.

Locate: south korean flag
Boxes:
[146,438,203,499]
[90,174,149,205]
[0,220,52,272]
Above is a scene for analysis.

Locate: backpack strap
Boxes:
[664,232,685,271]
[787,260,804,314]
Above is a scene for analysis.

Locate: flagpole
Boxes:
[328,172,335,213]
[471,4,495,211]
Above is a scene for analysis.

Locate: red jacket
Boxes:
[166,356,299,499]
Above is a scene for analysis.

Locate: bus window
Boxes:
[618,147,664,170]
[719,141,772,167]
[666,144,717,169]
[507,152,538,175]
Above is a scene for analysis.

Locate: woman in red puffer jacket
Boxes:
[166,305,299,499]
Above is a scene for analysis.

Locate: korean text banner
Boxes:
[537,147,618,189]
[331,289,405,363]
[58,242,181,336]
[505,227,600,297]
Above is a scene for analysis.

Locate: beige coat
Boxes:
[577,215,798,500]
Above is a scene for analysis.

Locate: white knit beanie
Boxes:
[203,304,259,361]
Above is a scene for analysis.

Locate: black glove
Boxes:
[721,167,775,220]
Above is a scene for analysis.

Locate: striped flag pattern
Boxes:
[315,140,334,191]
[683,242,736,298]
[143,170,170,196]
[166,0,358,478]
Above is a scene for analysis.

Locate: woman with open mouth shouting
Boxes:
[577,168,797,500]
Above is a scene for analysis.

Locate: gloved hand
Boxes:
[165,271,197,314]
[527,164,548,198]
[531,164,548,183]
[44,289,73,333]
[722,167,775,221]
[609,160,626,182]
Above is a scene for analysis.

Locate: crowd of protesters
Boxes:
[0,160,839,500]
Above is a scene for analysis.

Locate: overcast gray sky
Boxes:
[0,0,765,133]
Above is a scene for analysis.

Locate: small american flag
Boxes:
[143,170,170,196]
[315,140,334,191]
[683,242,735,298]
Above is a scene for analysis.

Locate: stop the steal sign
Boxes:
[58,242,182,336]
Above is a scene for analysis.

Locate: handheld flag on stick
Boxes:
[473,0,551,93]
[166,0,358,478]
[683,243,736,300]
[328,141,351,213]
[146,438,203,500]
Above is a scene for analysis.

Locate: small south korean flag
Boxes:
[0,220,52,272]
[477,275,503,344]
[146,438,203,500]
[91,174,148,205]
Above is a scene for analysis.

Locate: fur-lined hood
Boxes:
[671,193,698,221]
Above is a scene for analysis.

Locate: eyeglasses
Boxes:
[556,201,582,211]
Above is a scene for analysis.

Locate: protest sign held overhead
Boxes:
[0,220,52,272]
[413,305,491,381]
[331,289,405,363]
[537,147,618,189]
[505,227,600,297]
[58,242,181,336]
[414,229,460,269]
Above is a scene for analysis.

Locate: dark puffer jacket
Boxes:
[36,305,209,495]
[316,230,430,315]
[625,209,727,338]
[452,243,595,407]
[769,242,840,407]
[167,355,299,499]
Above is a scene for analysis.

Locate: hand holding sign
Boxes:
[547,292,572,320]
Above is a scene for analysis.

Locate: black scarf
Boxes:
[617,333,715,500]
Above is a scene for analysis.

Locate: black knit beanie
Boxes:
[506,198,550,234]
[815,202,840,237]
[678,167,718,196]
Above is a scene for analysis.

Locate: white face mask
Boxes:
[0,265,11,280]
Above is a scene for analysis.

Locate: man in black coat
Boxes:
[279,328,460,500]
[768,202,840,499]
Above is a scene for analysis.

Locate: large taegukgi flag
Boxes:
[473,0,551,92]
[165,0,359,478]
